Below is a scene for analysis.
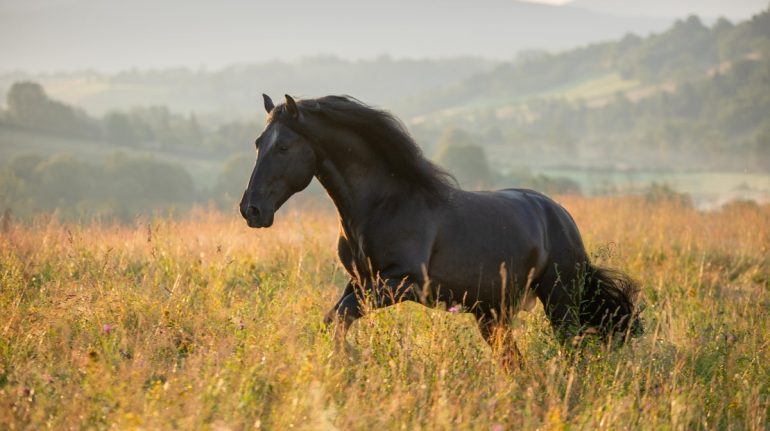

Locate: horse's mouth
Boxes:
[246,213,274,228]
[242,194,287,229]
[246,217,273,229]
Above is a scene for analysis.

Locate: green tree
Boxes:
[103,152,195,209]
[0,152,198,220]
[104,112,145,146]
[6,81,96,137]
[434,128,491,188]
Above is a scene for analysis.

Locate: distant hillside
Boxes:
[402,10,770,118]
[570,0,768,21]
[402,9,770,172]
[0,57,496,120]
[0,81,249,189]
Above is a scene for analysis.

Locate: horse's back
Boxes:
[443,187,576,241]
[493,187,587,261]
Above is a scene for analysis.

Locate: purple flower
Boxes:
[448,304,462,313]
[103,324,113,335]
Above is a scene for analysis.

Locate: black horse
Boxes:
[241,94,640,364]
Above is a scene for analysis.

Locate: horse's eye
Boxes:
[278,145,289,152]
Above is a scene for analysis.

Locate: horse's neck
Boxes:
[314,140,396,234]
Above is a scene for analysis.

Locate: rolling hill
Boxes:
[570,0,768,20]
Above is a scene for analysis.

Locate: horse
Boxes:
[240,94,641,365]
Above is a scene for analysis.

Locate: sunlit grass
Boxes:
[1,198,769,429]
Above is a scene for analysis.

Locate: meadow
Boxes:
[1,197,769,430]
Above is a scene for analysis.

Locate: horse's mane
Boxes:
[275,95,455,200]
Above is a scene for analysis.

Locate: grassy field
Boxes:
[548,73,642,105]
[1,197,769,430]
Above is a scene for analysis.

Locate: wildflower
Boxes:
[103,324,113,335]
[448,304,462,313]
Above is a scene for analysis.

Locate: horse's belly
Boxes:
[427,234,545,309]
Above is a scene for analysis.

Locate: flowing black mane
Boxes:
[275,95,455,200]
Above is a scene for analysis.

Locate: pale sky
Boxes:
[0,0,766,73]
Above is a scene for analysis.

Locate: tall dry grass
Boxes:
[1,197,768,430]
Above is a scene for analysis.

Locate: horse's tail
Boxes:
[580,265,643,341]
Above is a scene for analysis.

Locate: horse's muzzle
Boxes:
[241,203,274,228]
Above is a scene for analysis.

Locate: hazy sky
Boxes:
[1,0,766,73]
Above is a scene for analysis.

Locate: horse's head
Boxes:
[240,94,317,228]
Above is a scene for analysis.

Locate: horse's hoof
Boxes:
[322,310,338,328]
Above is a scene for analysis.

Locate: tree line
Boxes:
[0,81,258,154]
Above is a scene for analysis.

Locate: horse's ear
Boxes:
[285,94,299,119]
[263,94,274,114]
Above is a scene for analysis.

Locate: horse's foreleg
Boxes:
[326,276,417,320]
[332,293,365,330]
[323,275,420,342]
[324,280,365,343]
[477,316,524,371]
[371,275,422,308]
[322,291,365,350]
[324,279,355,325]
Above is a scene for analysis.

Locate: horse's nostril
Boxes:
[247,204,260,219]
